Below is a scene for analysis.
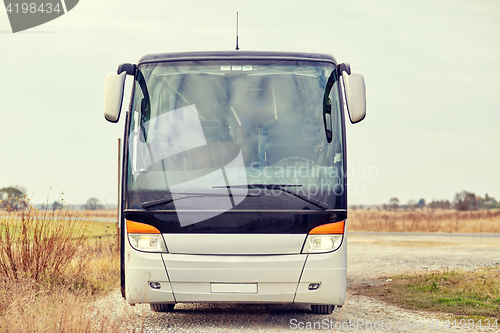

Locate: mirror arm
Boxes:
[338,62,351,75]
[117,63,137,76]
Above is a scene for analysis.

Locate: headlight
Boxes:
[128,234,168,252]
[126,220,168,253]
[302,235,343,253]
[301,220,345,254]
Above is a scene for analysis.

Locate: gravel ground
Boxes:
[93,232,500,332]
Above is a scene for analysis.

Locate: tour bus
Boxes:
[104,51,366,314]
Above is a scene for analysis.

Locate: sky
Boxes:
[1,0,499,207]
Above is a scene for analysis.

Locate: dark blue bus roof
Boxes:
[138,51,337,65]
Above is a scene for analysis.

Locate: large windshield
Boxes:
[126,60,344,227]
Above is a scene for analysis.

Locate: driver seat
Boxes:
[258,121,321,165]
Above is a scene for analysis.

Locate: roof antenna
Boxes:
[235,12,239,51]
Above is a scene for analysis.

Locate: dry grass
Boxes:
[0,209,87,284]
[0,207,134,332]
[348,209,500,233]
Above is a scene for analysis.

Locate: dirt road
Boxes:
[96,232,500,332]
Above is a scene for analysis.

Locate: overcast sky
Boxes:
[1,0,499,207]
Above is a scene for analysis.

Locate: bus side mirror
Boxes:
[342,72,366,124]
[104,71,127,123]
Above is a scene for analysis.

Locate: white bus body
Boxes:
[104,51,366,314]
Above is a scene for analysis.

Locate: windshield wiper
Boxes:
[141,191,258,209]
[212,184,329,210]
[141,194,203,209]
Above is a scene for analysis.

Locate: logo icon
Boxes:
[3,0,79,33]
[129,105,248,227]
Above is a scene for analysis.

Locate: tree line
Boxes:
[351,191,499,211]
[382,191,499,211]
[0,186,107,211]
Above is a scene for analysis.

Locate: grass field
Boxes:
[348,209,500,233]
[81,209,119,219]
[65,208,500,234]
[0,208,118,219]
[4,208,499,233]
[360,268,500,322]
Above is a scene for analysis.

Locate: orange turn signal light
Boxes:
[126,220,160,234]
[309,220,345,235]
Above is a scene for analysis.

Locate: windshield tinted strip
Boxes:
[139,57,336,66]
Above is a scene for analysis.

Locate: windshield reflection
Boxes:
[126,62,344,225]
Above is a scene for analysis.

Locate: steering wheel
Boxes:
[274,156,315,166]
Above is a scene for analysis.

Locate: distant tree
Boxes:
[477,194,497,209]
[442,200,451,209]
[389,198,399,211]
[429,199,451,210]
[52,201,64,210]
[84,197,103,210]
[417,198,426,209]
[453,191,477,211]
[0,186,27,210]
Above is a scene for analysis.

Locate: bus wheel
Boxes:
[150,303,175,312]
[311,304,335,314]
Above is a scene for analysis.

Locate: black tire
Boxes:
[150,303,175,312]
[311,304,335,314]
